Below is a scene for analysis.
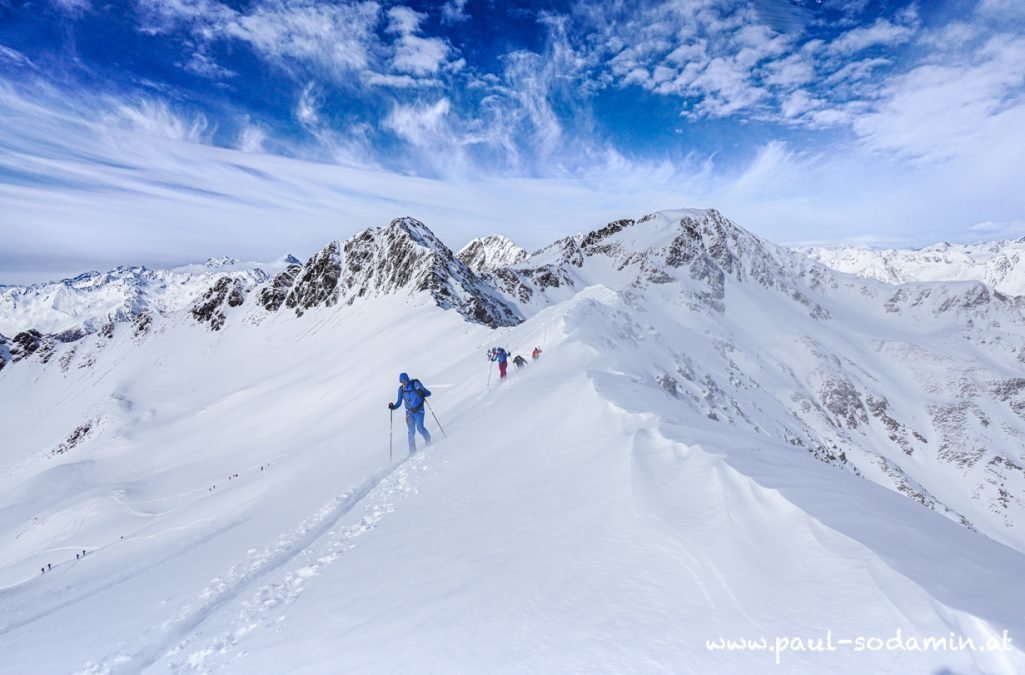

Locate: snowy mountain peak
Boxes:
[0,264,269,336]
[457,235,529,273]
[801,237,1025,296]
[257,218,521,327]
[204,256,241,268]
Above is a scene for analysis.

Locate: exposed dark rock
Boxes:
[331,218,521,327]
[867,395,925,455]
[580,219,635,251]
[10,330,43,362]
[192,276,249,331]
[133,311,153,337]
[657,374,679,397]
[259,263,303,311]
[819,375,868,429]
[59,346,77,372]
[55,421,93,455]
[54,327,88,343]
[285,244,342,317]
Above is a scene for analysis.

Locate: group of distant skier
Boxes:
[386,345,543,454]
[487,345,542,378]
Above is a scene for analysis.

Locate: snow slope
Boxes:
[2,209,1025,673]
[801,239,1025,296]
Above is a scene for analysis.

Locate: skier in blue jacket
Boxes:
[388,372,432,452]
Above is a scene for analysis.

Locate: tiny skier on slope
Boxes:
[489,347,510,379]
[388,373,432,452]
[513,354,528,369]
[532,346,542,361]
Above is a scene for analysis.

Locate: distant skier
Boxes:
[513,355,527,369]
[388,373,432,452]
[490,347,510,379]
[532,346,542,361]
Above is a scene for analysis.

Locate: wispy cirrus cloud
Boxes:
[0,79,720,284]
[135,0,381,80]
[828,16,917,54]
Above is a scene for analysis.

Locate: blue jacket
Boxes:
[491,348,509,364]
[393,378,431,412]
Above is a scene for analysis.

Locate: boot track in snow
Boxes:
[79,449,432,674]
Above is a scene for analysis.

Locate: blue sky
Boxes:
[1,0,1025,283]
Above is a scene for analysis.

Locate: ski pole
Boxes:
[425,399,447,438]
[389,408,394,463]
[487,359,493,387]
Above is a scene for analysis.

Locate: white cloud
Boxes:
[386,6,450,76]
[296,82,320,127]
[134,0,461,87]
[385,5,422,34]
[237,122,267,153]
[135,0,381,80]
[852,34,1025,161]
[0,81,713,284]
[780,90,821,120]
[829,18,916,54]
[978,0,1025,19]
[4,76,1025,286]
[226,1,380,77]
[108,100,212,143]
[392,34,449,76]
[970,220,1025,239]
[0,44,34,68]
[383,98,452,146]
[764,53,815,88]
[366,73,431,88]
[182,51,237,79]
[823,57,890,86]
[441,0,469,24]
[50,0,90,14]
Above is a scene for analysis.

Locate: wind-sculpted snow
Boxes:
[529,216,1025,551]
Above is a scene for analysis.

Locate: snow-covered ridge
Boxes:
[800,238,1025,296]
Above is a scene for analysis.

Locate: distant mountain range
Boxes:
[800,238,1025,296]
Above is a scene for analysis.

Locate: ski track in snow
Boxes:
[78,448,430,675]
